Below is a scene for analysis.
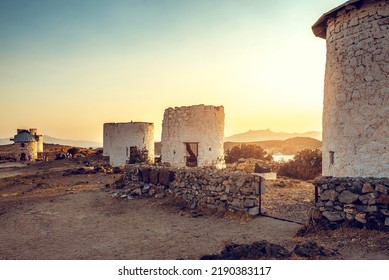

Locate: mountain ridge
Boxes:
[224,137,322,155]
[225,129,321,142]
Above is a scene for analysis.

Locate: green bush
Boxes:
[128,147,149,164]
[277,149,322,180]
[224,144,267,164]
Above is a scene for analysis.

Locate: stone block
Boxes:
[377,194,389,204]
[346,213,355,220]
[243,199,256,208]
[362,183,374,193]
[338,190,359,204]
[325,200,334,207]
[159,169,175,186]
[323,211,345,222]
[240,186,253,195]
[236,178,246,188]
[356,205,378,212]
[355,213,367,224]
[149,169,159,185]
[344,204,357,214]
[360,192,379,204]
[139,167,151,183]
[320,190,339,201]
[376,184,388,194]
[248,207,260,216]
[231,198,242,208]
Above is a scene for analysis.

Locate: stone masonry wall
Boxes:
[103,122,154,167]
[161,105,225,168]
[15,142,37,161]
[321,0,388,177]
[313,177,389,231]
[123,165,264,215]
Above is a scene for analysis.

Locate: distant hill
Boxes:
[225,129,321,142]
[43,136,102,148]
[0,138,11,145]
[154,137,321,156]
[224,137,322,155]
[0,135,102,148]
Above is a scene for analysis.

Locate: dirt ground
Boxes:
[0,159,388,260]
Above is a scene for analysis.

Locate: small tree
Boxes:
[278,149,322,180]
[128,147,149,164]
[224,144,266,164]
[67,147,80,158]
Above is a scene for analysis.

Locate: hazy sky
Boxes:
[0,0,346,142]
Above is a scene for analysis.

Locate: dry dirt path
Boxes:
[0,189,300,260]
[1,160,388,260]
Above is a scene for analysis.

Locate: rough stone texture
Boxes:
[314,0,389,177]
[124,164,264,215]
[338,190,360,204]
[314,177,389,230]
[161,105,225,168]
[103,122,154,167]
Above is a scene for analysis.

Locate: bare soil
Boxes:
[0,159,388,260]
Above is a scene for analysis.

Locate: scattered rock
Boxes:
[201,241,291,260]
[293,241,338,258]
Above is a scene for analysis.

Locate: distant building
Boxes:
[10,128,43,161]
[312,0,388,177]
[103,122,154,167]
[161,104,225,168]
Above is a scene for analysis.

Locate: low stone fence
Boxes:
[124,165,264,215]
[313,177,389,230]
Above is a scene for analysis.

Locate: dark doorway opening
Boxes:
[20,153,26,161]
[185,142,198,167]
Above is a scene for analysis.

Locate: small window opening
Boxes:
[21,143,25,148]
[329,151,335,165]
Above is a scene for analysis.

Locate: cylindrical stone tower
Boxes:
[103,122,154,167]
[161,104,225,168]
[312,0,388,177]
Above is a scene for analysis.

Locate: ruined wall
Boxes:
[123,165,263,215]
[103,122,154,167]
[321,0,388,177]
[161,105,225,168]
[313,177,389,231]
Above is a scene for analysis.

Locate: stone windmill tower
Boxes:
[312,0,388,178]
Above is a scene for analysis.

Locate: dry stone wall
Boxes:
[320,0,388,177]
[103,122,154,167]
[123,165,263,215]
[313,177,389,231]
[161,105,225,168]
